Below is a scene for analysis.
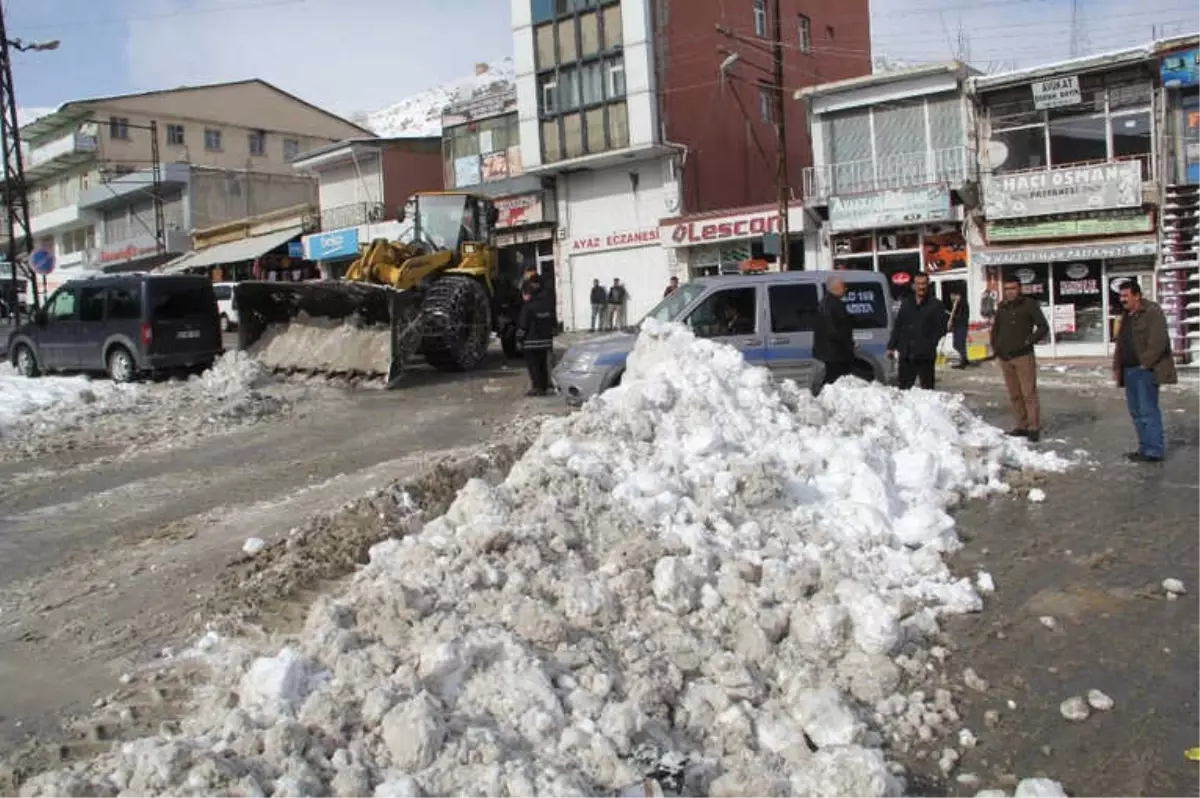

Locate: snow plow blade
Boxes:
[234,280,423,388]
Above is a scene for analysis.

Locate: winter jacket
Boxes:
[590,285,607,305]
[990,295,1049,361]
[517,289,556,351]
[888,293,948,361]
[813,293,856,365]
[948,296,970,329]
[1113,299,1178,387]
[607,285,627,305]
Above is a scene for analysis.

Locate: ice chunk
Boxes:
[1059,696,1089,722]
[1086,689,1113,711]
[1014,777,1067,797]
[1027,488,1046,503]
[237,647,311,719]
[242,537,266,556]
[1162,578,1186,595]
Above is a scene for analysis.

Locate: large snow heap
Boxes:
[23,321,1070,797]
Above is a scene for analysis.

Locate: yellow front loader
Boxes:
[234,192,524,387]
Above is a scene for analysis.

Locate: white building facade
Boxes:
[511,0,681,330]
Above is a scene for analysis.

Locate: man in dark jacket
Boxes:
[990,277,1050,442]
[663,276,680,298]
[1113,279,1177,463]
[589,279,607,332]
[887,273,947,390]
[947,289,971,369]
[517,276,555,396]
[814,276,858,388]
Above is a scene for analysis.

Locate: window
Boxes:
[79,286,106,323]
[151,285,214,319]
[283,138,300,161]
[758,85,774,123]
[47,288,76,320]
[753,0,767,37]
[532,0,553,23]
[540,74,559,114]
[601,3,622,49]
[769,284,819,333]
[1051,261,1103,344]
[248,130,266,156]
[1048,115,1107,166]
[205,128,222,151]
[798,15,811,53]
[826,25,836,39]
[109,117,129,140]
[535,23,556,68]
[580,61,604,105]
[1112,111,1152,173]
[605,57,625,98]
[563,112,584,158]
[560,68,581,111]
[166,124,185,146]
[585,108,606,153]
[108,287,141,320]
[542,119,562,161]
[990,126,1047,173]
[213,285,233,301]
[580,11,600,56]
[685,287,758,338]
[879,253,922,303]
[557,19,577,62]
[608,101,629,148]
[841,282,889,329]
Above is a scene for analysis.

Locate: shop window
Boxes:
[768,284,819,333]
[563,112,584,159]
[556,19,577,62]
[923,231,967,273]
[1002,264,1050,304]
[832,233,874,256]
[842,281,889,329]
[1106,79,1152,111]
[877,228,920,251]
[1052,261,1104,344]
[607,101,629,149]
[878,253,921,303]
[990,126,1046,173]
[535,24,556,69]
[601,3,622,49]
[1048,115,1107,166]
[684,287,758,338]
[585,108,606,153]
[579,11,600,56]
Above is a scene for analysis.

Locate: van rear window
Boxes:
[151,286,214,320]
[213,285,232,301]
[842,282,889,329]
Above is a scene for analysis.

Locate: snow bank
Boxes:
[0,364,139,438]
[20,322,1072,797]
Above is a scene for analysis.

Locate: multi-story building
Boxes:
[971,46,1165,358]
[292,137,443,277]
[795,63,979,315]
[511,0,871,330]
[16,79,371,280]
[441,87,559,296]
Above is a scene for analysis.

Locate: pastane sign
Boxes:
[987,209,1154,241]
[571,227,661,253]
[981,161,1142,220]
[974,238,1157,266]
[828,186,953,232]
[662,205,804,248]
[1030,75,1082,110]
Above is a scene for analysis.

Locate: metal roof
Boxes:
[20,106,93,142]
[159,226,302,274]
[971,39,1172,92]
[794,62,975,102]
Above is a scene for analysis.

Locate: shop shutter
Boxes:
[827,111,872,195]
[872,100,926,188]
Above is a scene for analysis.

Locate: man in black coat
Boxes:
[517,276,555,396]
[947,289,971,369]
[887,272,948,390]
[814,275,858,388]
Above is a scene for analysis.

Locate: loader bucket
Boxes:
[234,280,423,387]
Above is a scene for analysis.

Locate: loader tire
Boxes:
[420,276,491,372]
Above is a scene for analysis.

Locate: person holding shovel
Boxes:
[948,289,971,369]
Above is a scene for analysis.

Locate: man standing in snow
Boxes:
[589,279,607,332]
[1113,279,1176,463]
[814,276,858,388]
[990,277,1049,442]
[887,272,947,390]
[517,276,555,396]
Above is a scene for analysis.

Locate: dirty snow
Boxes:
[0,363,138,437]
[1086,689,1113,711]
[19,322,1073,797]
[1026,488,1046,503]
[1162,577,1186,595]
[1059,696,1090,722]
[247,315,393,375]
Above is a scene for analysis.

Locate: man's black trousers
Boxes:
[524,347,550,393]
[897,357,936,390]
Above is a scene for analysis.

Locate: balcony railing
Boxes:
[319,202,387,231]
[804,146,975,202]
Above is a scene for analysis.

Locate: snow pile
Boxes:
[20,322,1072,797]
[247,316,392,376]
[0,364,140,438]
[367,58,515,137]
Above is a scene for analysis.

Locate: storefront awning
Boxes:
[159,226,302,274]
[972,237,1157,266]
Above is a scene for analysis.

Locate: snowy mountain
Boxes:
[366,58,515,138]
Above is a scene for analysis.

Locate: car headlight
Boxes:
[561,349,599,371]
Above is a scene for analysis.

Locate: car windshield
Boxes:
[642,283,705,324]
[404,194,474,252]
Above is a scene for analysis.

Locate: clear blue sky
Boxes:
[9,0,1198,120]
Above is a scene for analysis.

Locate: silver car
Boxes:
[552,270,896,405]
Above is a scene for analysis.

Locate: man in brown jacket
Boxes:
[1113,279,1177,463]
[990,278,1050,442]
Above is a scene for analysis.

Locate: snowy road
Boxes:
[0,350,561,759]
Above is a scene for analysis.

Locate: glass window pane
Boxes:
[768,284,819,332]
[602,3,622,49]
[535,24,556,69]
[684,287,758,338]
[538,73,559,114]
[1048,115,1107,167]
[605,57,625,98]
[532,0,553,22]
[1112,111,1151,158]
[542,119,562,162]
[557,19,577,63]
[607,101,628,149]
[585,108,606,153]
[559,68,580,111]
[581,61,604,105]
[989,126,1047,173]
[877,252,922,304]
[580,11,600,57]
[841,281,889,329]
[563,112,584,158]
[1051,261,1104,343]
[79,286,106,322]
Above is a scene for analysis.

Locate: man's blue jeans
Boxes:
[1124,366,1165,459]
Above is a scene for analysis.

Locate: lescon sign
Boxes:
[982,161,1142,220]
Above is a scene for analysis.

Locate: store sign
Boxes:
[570,227,661,253]
[94,235,160,265]
[987,210,1154,241]
[981,161,1142,220]
[828,186,953,233]
[495,193,543,229]
[1030,75,1082,110]
[1056,262,1101,296]
[1161,48,1198,89]
[662,205,803,248]
[974,238,1157,266]
[303,227,360,261]
[1052,303,1076,334]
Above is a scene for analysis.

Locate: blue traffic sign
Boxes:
[30,248,55,276]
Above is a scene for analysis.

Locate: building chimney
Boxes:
[475,63,489,76]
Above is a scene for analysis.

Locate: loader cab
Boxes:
[406,193,496,254]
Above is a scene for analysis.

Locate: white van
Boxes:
[213,282,239,331]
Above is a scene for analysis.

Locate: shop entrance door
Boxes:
[929,273,969,361]
[1105,269,1156,354]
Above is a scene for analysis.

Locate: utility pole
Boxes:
[149,120,165,257]
[1,10,37,324]
[770,0,790,270]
